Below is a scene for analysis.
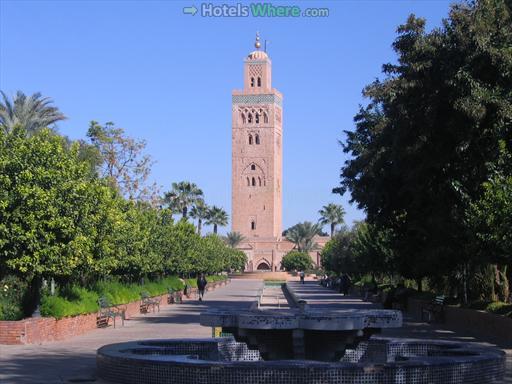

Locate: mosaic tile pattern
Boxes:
[97,337,505,384]
[200,306,402,360]
[232,94,282,107]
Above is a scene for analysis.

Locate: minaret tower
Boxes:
[232,33,283,241]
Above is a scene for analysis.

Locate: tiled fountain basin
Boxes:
[97,337,505,384]
[200,307,402,360]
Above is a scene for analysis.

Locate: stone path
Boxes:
[0,279,263,384]
[289,281,512,384]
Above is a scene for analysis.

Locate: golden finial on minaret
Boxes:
[255,32,261,50]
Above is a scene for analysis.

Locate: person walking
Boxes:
[197,273,207,301]
[300,271,305,284]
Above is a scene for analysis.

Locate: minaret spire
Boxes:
[255,32,261,50]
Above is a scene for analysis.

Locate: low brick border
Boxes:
[0,278,230,345]
[406,297,512,344]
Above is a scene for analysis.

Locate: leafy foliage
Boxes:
[189,199,209,235]
[0,91,66,134]
[41,286,99,319]
[281,251,313,272]
[164,181,203,219]
[225,231,245,248]
[87,121,159,203]
[284,222,322,252]
[0,122,241,317]
[336,0,512,298]
[205,205,229,234]
[0,275,29,320]
[38,275,226,319]
[318,203,345,237]
[0,127,104,279]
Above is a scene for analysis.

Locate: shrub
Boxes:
[40,286,99,319]
[486,302,512,317]
[94,280,140,305]
[0,275,28,320]
[281,251,313,272]
[37,275,226,319]
[206,275,228,283]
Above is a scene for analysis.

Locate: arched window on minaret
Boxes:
[252,177,256,186]
[241,112,246,125]
[255,113,260,124]
[255,134,260,145]
[250,77,255,87]
[263,112,269,124]
[251,164,256,170]
[247,177,250,186]
[251,221,256,230]
[248,113,253,124]
[248,134,253,145]
[257,77,261,87]
[258,177,262,186]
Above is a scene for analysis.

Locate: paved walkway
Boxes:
[1,279,510,383]
[289,281,512,384]
[0,280,263,384]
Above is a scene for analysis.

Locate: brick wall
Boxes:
[406,297,512,344]
[0,320,25,344]
[0,280,229,345]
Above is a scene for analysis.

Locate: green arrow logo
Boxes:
[183,6,198,16]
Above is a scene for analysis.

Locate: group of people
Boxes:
[320,273,352,295]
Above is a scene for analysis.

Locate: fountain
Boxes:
[96,282,505,384]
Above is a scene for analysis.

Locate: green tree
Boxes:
[318,203,346,237]
[226,248,247,271]
[87,121,159,203]
[285,222,322,252]
[205,206,229,234]
[336,0,512,291]
[281,251,313,272]
[225,231,245,248]
[164,181,203,219]
[160,220,199,275]
[321,230,356,275]
[350,222,396,278]
[468,143,512,302]
[0,91,66,134]
[0,127,105,309]
[189,199,209,235]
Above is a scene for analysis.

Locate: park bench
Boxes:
[365,289,383,303]
[97,296,125,328]
[167,288,183,304]
[140,291,160,314]
[421,295,446,323]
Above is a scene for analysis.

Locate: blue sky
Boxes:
[0,0,452,234]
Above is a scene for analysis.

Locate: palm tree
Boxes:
[205,206,229,234]
[318,203,346,237]
[0,91,66,134]
[285,221,322,252]
[164,181,203,219]
[189,199,209,235]
[225,231,245,248]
